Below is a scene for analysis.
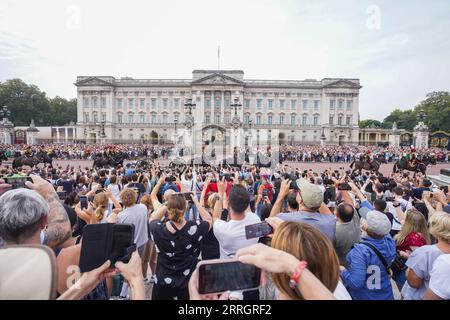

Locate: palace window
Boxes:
[314,100,319,110]
[162,114,168,124]
[280,99,285,110]
[205,113,211,124]
[256,99,262,109]
[128,114,134,124]
[244,114,250,124]
[329,100,335,109]
[291,99,296,110]
[93,113,98,123]
[140,114,145,124]
[215,98,221,108]
[117,114,122,124]
[279,114,285,125]
[151,98,157,109]
[329,116,334,125]
[140,99,145,109]
[302,115,307,126]
[346,116,351,125]
[151,113,157,124]
[215,114,220,124]
[268,99,273,109]
[128,98,134,108]
[116,98,123,109]
[338,116,343,126]
[101,97,106,108]
[313,115,318,126]
[205,99,211,108]
[338,99,343,109]
[225,114,230,124]
[268,115,273,125]
[84,113,89,123]
[244,99,250,109]
[302,100,308,110]
[162,98,168,109]
[101,113,106,122]
[83,97,89,107]
[291,115,296,126]
[92,97,98,107]
[256,115,261,125]
[346,100,352,110]
[225,99,230,107]
[174,98,180,109]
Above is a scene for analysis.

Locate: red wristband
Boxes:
[289,261,308,289]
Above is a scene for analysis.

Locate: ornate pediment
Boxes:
[75,77,113,87]
[323,80,361,89]
[191,73,244,86]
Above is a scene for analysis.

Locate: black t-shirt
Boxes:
[149,219,209,289]
[57,179,75,193]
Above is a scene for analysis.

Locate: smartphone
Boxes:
[110,224,135,265]
[4,177,28,189]
[198,260,261,294]
[245,222,274,239]
[182,192,194,201]
[80,195,88,209]
[79,223,135,273]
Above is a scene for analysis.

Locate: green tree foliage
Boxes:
[362,91,450,132]
[0,79,76,126]
[358,119,383,128]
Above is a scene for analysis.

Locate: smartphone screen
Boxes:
[80,195,88,209]
[245,222,274,239]
[110,224,135,264]
[198,261,261,294]
[4,177,28,189]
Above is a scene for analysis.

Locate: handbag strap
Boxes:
[360,242,391,272]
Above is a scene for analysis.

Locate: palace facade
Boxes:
[75,70,361,146]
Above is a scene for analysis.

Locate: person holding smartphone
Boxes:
[148,192,212,300]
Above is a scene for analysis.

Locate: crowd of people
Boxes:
[1,143,449,164]
[0,144,449,301]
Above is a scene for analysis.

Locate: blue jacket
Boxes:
[341,235,396,300]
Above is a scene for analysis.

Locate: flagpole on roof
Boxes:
[218,45,220,70]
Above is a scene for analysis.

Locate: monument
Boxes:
[413,110,429,149]
[389,121,401,148]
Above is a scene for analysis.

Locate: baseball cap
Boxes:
[296,178,324,209]
[366,210,392,236]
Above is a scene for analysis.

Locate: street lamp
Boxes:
[184,98,196,116]
[174,118,178,144]
[230,97,242,117]
[0,106,11,121]
[416,110,427,123]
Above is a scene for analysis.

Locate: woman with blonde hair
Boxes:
[268,221,350,300]
[74,189,122,224]
[140,194,157,283]
[402,211,450,300]
[149,192,212,300]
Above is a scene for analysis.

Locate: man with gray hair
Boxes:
[0,175,71,249]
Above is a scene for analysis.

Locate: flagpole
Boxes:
[218,45,220,70]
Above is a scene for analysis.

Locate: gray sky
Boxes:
[0,0,449,120]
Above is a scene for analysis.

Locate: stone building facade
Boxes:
[75,70,361,146]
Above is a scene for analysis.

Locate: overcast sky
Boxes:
[0,0,449,120]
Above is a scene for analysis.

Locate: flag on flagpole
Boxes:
[218,45,220,70]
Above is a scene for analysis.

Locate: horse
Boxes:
[93,156,114,169]
[12,156,41,169]
[0,150,8,165]
[35,151,54,167]
[393,155,434,175]
[349,159,381,174]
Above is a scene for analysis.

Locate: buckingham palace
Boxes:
[75,70,361,147]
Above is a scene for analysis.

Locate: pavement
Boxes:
[1,158,448,176]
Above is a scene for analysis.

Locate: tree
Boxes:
[414,91,450,132]
[359,119,383,128]
[0,79,76,126]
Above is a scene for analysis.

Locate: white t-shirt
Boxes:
[107,183,122,202]
[213,212,261,259]
[333,281,352,300]
[428,254,450,300]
